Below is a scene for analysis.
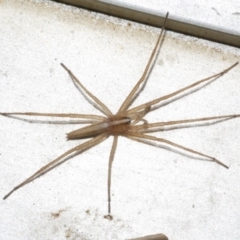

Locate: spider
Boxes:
[1,13,239,219]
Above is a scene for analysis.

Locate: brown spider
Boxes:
[1,13,239,219]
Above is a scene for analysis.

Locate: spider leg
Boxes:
[105,136,118,219]
[3,132,109,200]
[61,63,113,116]
[0,112,106,124]
[127,132,229,169]
[128,106,151,124]
[126,62,238,115]
[118,13,169,112]
[129,114,240,133]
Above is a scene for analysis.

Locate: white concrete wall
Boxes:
[0,1,240,239]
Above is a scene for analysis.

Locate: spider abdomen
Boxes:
[67,116,131,139]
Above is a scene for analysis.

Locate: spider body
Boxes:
[67,116,131,139]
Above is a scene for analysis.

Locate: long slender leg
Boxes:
[118,13,169,112]
[61,63,113,116]
[105,135,118,219]
[0,112,106,124]
[127,132,229,169]
[0,112,105,120]
[126,62,238,115]
[3,132,109,200]
[129,114,240,132]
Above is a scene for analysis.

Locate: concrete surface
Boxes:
[0,1,240,239]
